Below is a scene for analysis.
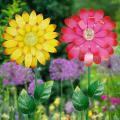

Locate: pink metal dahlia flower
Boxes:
[61,8,118,66]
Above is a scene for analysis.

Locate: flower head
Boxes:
[2,11,59,68]
[98,55,120,76]
[0,62,34,86]
[101,95,108,101]
[61,8,118,66]
[28,79,43,95]
[54,97,61,107]
[65,101,74,114]
[49,58,84,81]
[49,104,55,112]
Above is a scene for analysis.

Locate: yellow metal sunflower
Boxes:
[2,11,59,68]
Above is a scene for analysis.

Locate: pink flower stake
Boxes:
[61,8,118,66]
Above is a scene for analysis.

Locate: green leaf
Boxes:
[72,87,89,111]
[34,81,54,103]
[88,81,104,99]
[18,89,36,114]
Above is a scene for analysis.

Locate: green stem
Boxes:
[86,67,91,120]
[60,80,62,120]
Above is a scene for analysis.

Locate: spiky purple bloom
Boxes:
[65,101,74,114]
[97,55,120,76]
[0,62,34,86]
[49,58,84,81]
[28,80,43,96]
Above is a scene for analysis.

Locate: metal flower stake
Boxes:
[60,8,118,120]
[2,10,59,119]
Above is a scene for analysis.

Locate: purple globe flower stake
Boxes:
[0,62,34,86]
[49,58,84,119]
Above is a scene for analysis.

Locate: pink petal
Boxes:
[99,48,109,60]
[102,17,116,30]
[66,44,74,52]
[61,27,79,43]
[84,53,93,66]
[93,55,101,64]
[73,27,82,36]
[106,46,114,55]
[94,21,104,32]
[79,52,85,61]
[68,46,80,59]
[79,8,88,23]
[78,20,87,29]
[79,42,89,54]
[88,8,95,17]
[90,42,99,55]
[71,15,80,22]
[87,17,95,28]
[95,30,108,37]
[64,18,77,28]
[104,37,116,46]
[94,38,109,48]
[94,10,104,21]
[73,37,85,46]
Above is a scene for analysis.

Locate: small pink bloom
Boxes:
[111,97,120,105]
[101,95,108,101]
[61,8,118,66]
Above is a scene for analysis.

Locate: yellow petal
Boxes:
[42,50,50,60]
[37,14,43,23]
[25,24,31,32]
[2,33,13,40]
[36,51,45,65]
[38,37,45,43]
[15,35,23,41]
[31,57,37,68]
[42,44,57,53]
[15,14,25,27]
[32,25,38,32]
[37,30,44,37]
[46,24,57,32]
[45,39,59,47]
[2,40,17,48]
[23,46,30,55]
[18,28,25,36]
[39,18,50,30]
[5,27,17,36]
[11,48,22,60]
[29,11,37,25]
[4,47,16,55]
[22,11,29,22]
[9,19,17,28]
[18,42,24,48]
[30,47,36,56]
[44,32,58,39]
[25,53,32,68]
[36,44,42,50]
[16,55,24,64]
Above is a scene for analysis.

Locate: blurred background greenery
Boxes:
[0,0,120,119]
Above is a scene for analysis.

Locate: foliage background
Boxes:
[0,0,120,119]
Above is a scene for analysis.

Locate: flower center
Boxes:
[83,28,94,41]
[24,32,37,46]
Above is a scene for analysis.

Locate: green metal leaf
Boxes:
[34,81,54,103]
[72,87,89,111]
[88,81,104,99]
[18,89,36,114]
